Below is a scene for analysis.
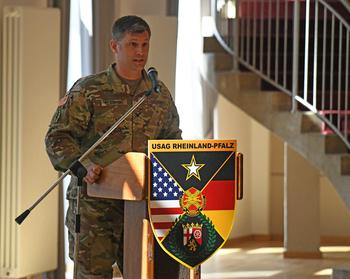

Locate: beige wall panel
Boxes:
[119,0,166,16]
[320,176,350,236]
[144,16,177,97]
[250,121,270,235]
[0,0,47,87]
[269,133,284,236]
[270,133,284,174]
[1,6,59,277]
[0,0,46,7]
[270,175,284,235]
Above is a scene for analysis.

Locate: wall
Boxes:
[117,0,167,17]
[0,0,47,93]
[268,132,350,239]
[270,133,284,236]
[213,93,271,237]
[250,121,270,235]
[0,2,60,276]
[320,176,350,237]
[214,94,251,237]
[144,16,178,97]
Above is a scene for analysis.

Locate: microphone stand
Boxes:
[15,88,153,279]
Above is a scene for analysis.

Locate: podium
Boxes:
[88,152,198,279]
[87,138,243,279]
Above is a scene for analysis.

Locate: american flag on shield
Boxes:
[149,154,184,240]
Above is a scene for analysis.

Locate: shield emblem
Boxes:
[148,139,238,268]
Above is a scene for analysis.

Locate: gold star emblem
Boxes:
[181,155,205,181]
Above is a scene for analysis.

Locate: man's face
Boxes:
[111,31,150,79]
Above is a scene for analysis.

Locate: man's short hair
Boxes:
[112,15,151,41]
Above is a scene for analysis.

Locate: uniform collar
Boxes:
[108,63,153,95]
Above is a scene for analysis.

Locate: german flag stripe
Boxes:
[202,180,235,210]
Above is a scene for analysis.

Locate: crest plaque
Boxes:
[148,139,239,268]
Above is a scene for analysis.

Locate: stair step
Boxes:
[217,71,261,92]
[301,113,323,133]
[325,135,349,154]
[270,91,292,111]
[216,71,292,115]
[258,73,350,93]
[203,37,227,54]
[244,90,292,111]
[243,52,347,66]
[214,53,233,72]
[341,156,350,175]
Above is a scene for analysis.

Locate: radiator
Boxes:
[1,6,60,278]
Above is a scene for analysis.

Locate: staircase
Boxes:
[203,0,350,210]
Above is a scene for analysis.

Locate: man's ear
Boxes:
[110,39,118,54]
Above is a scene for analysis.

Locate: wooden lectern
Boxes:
[88,152,198,279]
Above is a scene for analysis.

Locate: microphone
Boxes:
[147,67,161,93]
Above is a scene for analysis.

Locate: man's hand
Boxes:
[84,164,103,184]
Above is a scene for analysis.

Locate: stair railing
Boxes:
[212,0,350,150]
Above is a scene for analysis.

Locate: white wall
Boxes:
[117,0,166,17]
[270,134,284,236]
[0,3,59,276]
[0,0,47,83]
[0,0,46,7]
[320,176,350,236]
[214,93,272,237]
[269,136,350,238]
[144,16,177,97]
[250,121,270,235]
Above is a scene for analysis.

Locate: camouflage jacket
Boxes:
[45,64,182,198]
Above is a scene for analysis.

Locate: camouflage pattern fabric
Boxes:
[45,63,182,278]
[66,197,124,278]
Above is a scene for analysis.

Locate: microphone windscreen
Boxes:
[147,67,160,93]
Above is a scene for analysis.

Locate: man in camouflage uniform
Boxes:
[45,16,182,278]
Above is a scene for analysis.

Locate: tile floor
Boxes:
[66,239,350,278]
[201,240,350,279]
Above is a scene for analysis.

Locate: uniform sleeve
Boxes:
[45,89,92,172]
[159,84,182,140]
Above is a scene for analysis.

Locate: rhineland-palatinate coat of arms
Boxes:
[148,139,241,268]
